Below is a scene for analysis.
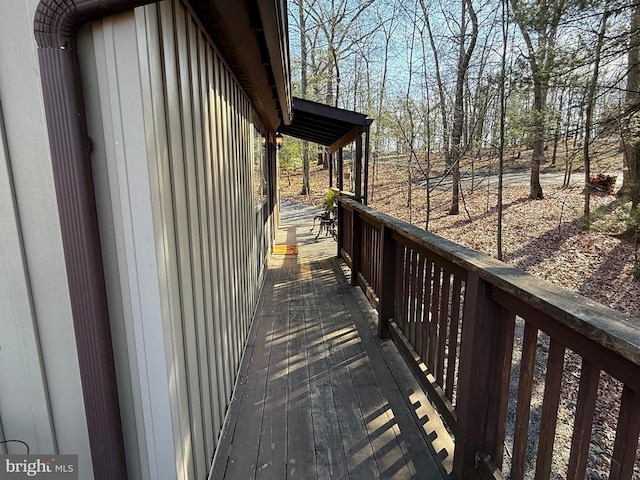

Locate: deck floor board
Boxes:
[211,209,452,480]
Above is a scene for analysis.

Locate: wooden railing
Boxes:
[337,195,640,480]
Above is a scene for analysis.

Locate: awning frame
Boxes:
[278,97,373,203]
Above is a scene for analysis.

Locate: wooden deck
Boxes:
[210,203,453,479]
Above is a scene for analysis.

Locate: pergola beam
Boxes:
[330,126,359,154]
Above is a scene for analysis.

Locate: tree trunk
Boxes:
[551,87,564,167]
[371,12,393,202]
[583,4,610,226]
[301,141,310,195]
[510,0,568,200]
[529,78,545,199]
[298,0,310,195]
[621,2,640,207]
[420,0,451,167]
[449,0,478,215]
[497,0,508,260]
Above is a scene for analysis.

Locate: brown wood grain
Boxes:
[609,386,640,480]
[336,196,640,480]
[213,227,450,479]
[420,260,434,364]
[415,254,427,364]
[511,322,538,479]
[566,360,599,480]
[445,276,463,400]
[534,339,565,480]
[339,197,640,368]
[436,270,451,385]
[484,306,516,468]
[428,264,442,374]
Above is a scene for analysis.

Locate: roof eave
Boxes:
[258,0,292,125]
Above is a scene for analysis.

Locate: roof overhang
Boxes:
[187,0,292,130]
[278,97,371,153]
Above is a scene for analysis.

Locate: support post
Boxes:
[355,127,363,199]
[338,147,344,191]
[453,273,491,480]
[329,152,333,188]
[364,121,371,205]
[351,208,362,287]
[453,274,515,478]
[336,193,342,259]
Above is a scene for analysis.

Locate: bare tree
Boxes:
[370,2,398,202]
[293,0,312,195]
[510,0,572,200]
[419,0,451,167]
[305,0,377,107]
[583,3,610,225]
[621,3,640,256]
[449,0,478,215]
[497,0,509,260]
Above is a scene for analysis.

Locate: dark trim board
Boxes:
[278,97,370,152]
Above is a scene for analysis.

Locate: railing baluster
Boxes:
[567,360,599,480]
[371,226,377,294]
[337,195,343,258]
[408,249,419,346]
[378,224,396,339]
[415,254,426,362]
[370,225,375,286]
[351,210,362,287]
[609,386,640,480]
[362,222,368,282]
[421,260,433,363]
[428,264,442,373]
[535,339,565,480]
[393,242,404,328]
[436,270,451,385]
[512,322,538,479]
[375,228,382,295]
[453,273,496,478]
[445,277,462,400]
[399,244,410,332]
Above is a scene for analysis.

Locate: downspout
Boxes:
[33,1,154,478]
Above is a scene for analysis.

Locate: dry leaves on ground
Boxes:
[281,163,639,320]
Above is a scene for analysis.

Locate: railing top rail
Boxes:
[339,196,640,367]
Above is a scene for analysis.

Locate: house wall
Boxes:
[79,1,273,478]
[0,1,95,478]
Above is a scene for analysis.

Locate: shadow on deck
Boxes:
[210,200,453,479]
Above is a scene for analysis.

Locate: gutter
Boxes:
[33,1,154,478]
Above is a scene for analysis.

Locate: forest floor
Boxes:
[279,146,640,479]
[279,147,639,320]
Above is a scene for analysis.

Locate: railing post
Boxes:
[377,224,395,338]
[351,206,362,287]
[336,193,343,259]
[454,273,508,479]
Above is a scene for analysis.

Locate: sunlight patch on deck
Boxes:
[273,244,298,255]
[299,258,311,280]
